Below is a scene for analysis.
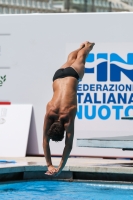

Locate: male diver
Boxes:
[43,41,95,176]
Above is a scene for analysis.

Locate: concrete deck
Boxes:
[1,157,133,182]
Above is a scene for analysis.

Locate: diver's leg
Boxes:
[71,41,95,79]
[60,43,85,69]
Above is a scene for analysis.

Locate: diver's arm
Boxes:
[57,122,74,175]
[43,129,52,167]
[43,115,57,173]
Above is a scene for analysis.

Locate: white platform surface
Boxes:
[0,105,32,157]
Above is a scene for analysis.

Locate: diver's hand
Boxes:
[48,165,57,173]
[45,167,62,176]
[49,167,62,177]
[53,168,62,177]
[45,165,57,175]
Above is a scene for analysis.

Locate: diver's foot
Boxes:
[84,41,95,48]
[80,43,85,49]
[84,41,95,53]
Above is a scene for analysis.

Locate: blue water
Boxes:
[0,181,133,200]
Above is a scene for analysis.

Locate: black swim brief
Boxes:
[53,67,81,82]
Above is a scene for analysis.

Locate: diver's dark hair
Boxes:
[47,121,64,142]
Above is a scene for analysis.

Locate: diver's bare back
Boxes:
[47,76,78,125]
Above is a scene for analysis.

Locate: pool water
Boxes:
[0,180,133,200]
